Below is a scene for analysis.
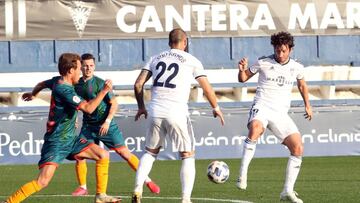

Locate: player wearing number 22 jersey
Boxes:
[144,49,205,118]
[132,28,224,203]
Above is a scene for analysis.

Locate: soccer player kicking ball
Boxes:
[2,53,120,203]
[21,53,160,196]
[236,31,313,203]
[132,28,225,203]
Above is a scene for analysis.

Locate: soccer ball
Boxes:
[207,160,230,184]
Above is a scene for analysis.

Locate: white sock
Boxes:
[283,155,302,193]
[80,185,87,190]
[180,156,195,201]
[134,152,156,193]
[239,138,257,179]
[144,177,152,183]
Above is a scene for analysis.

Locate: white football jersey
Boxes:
[249,55,305,112]
[144,49,206,118]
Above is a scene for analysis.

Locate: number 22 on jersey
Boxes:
[153,61,179,88]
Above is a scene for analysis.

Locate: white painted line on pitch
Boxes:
[0,194,252,203]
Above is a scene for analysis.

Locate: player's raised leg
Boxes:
[237,120,264,190]
[237,137,256,190]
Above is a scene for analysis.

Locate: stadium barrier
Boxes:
[1,79,360,106]
[1,66,360,106]
[191,80,360,102]
[0,36,359,73]
[1,104,360,165]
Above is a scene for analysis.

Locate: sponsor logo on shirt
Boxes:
[266,76,293,87]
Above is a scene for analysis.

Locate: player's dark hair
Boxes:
[270,31,294,49]
[168,28,187,47]
[81,53,95,62]
[58,53,80,76]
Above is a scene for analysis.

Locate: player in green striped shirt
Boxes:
[19,53,160,197]
[70,53,159,195]
[4,53,120,203]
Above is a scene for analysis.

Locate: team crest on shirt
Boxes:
[73,96,81,103]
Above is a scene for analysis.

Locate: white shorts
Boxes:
[248,104,299,142]
[145,116,195,152]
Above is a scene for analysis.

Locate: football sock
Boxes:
[127,154,140,171]
[283,155,302,193]
[7,180,42,203]
[181,156,195,201]
[75,161,87,189]
[95,158,109,194]
[121,150,153,183]
[127,154,153,183]
[134,152,156,193]
[239,138,257,178]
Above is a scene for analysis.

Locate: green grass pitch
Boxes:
[0,156,359,203]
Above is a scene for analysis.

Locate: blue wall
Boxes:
[0,35,359,73]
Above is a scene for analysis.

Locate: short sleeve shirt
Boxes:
[44,77,84,142]
[143,49,206,118]
[249,55,305,111]
[75,76,113,125]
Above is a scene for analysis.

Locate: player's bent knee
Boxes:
[180,151,195,159]
[92,148,109,160]
[76,159,86,164]
[249,121,264,131]
[296,144,304,155]
[99,149,110,159]
[145,147,160,156]
[248,125,264,140]
[290,144,303,156]
[115,146,131,158]
[37,178,50,188]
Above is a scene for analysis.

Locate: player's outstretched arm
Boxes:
[134,70,151,121]
[238,57,254,82]
[197,76,225,125]
[79,79,112,114]
[22,81,49,101]
[297,78,313,120]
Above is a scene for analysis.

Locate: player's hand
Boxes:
[103,80,113,92]
[304,106,313,120]
[135,108,148,121]
[213,108,225,126]
[238,57,248,72]
[22,92,34,101]
[99,122,110,136]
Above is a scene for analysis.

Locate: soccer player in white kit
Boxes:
[236,31,313,203]
[132,28,225,203]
